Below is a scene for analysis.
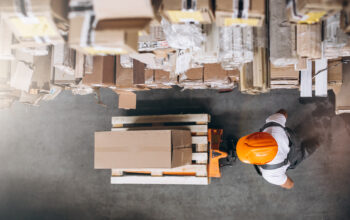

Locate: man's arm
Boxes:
[281,176,294,189]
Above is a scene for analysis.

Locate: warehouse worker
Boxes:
[236,109,306,189]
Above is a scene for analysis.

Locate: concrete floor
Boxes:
[1,87,350,220]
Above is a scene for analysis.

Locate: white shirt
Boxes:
[259,113,290,185]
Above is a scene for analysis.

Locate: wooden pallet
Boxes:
[110,114,210,185]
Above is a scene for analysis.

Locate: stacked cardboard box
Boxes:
[161,0,214,24]
[216,0,265,27]
[287,0,342,24]
[95,130,192,169]
[270,64,300,89]
[69,0,154,55]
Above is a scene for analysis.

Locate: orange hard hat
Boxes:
[236,132,278,165]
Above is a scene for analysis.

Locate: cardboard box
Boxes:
[154,70,171,83]
[94,130,192,169]
[328,59,342,84]
[216,0,265,27]
[297,23,322,59]
[0,0,65,46]
[204,63,229,83]
[117,91,137,109]
[161,0,214,24]
[11,47,52,92]
[69,0,153,55]
[69,16,139,55]
[179,67,203,83]
[271,64,300,79]
[145,69,155,84]
[93,0,154,30]
[82,55,115,86]
[116,55,133,88]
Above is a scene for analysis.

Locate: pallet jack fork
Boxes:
[208,129,228,178]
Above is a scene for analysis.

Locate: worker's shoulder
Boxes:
[266,113,287,126]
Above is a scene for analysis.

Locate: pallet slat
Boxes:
[111,176,209,185]
[111,124,208,134]
[111,164,207,177]
[112,114,210,125]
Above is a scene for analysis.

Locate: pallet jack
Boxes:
[208,129,235,178]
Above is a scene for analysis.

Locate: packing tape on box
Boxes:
[298,11,327,24]
[166,0,202,23]
[10,0,58,43]
[224,18,260,26]
[96,146,170,152]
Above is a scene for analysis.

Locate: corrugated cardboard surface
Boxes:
[82,55,115,86]
[271,64,299,79]
[94,130,192,169]
[297,24,322,59]
[162,0,213,24]
[93,0,154,30]
[163,0,212,10]
[154,70,170,83]
[184,68,203,81]
[145,69,154,84]
[204,63,228,82]
[133,59,146,84]
[118,91,136,109]
[328,59,343,83]
[116,56,133,87]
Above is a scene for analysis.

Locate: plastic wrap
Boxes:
[219,26,254,70]
[161,19,205,50]
[324,13,349,59]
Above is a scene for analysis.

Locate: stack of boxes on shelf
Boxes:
[0,0,350,114]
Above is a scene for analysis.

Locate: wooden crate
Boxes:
[110,114,210,185]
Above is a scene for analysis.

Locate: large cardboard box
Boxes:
[297,23,322,59]
[94,130,192,169]
[82,55,115,86]
[69,16,139,55]
[204,63,229,83]
[328,59,342,84]
[93,0,154,30]
[116,56,133,88]
[11,48,52,92]
[69,0,153,55]
[161,0,214,24]
[0,0,65,46]
[216,0,265,27]
[154,70,171,83]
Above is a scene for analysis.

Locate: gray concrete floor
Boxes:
[1,86,350,220]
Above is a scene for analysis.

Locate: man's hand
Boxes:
[277,109,288,119]
[281,176,294,189]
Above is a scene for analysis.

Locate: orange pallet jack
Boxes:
[208,128,234,178]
